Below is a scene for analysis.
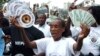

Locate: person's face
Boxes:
[38,15,46,26]
[50,20,65,41]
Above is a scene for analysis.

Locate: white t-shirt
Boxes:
[34,23,52,37]
[35,37,77,56]
[81,26,100,55]
[70,26,81,39]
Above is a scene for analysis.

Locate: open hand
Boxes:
[78,23,90,39]
[3,35,11,43]
[10,16,23,29]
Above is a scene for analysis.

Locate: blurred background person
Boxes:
[0,11,10,56]
[34,14,51,37]
[80,5,100,56]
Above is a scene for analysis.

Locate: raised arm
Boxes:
[73,24,90,51]
[10,16,37,48]
[19,28,37,48]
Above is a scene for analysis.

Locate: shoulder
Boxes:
[44,23,50,28]
[40,38,52,41]
[27,26,44,34]
[25,26,45,39]
[60,37,75,42]
[35,38,52,44]
[63,37,75,43]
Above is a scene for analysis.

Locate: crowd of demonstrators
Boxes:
[10,17,90,56]
[1,0,100,56]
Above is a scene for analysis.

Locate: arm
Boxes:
[19,28,37,48]
[73,24,90,51]
[73,36,84,51]
[3,35,11,44]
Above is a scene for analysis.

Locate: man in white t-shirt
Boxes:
[71,26,100,56]
[10,17,90,56]
[80,6,100,56]
[34,14,51,37]
[80,27,100,56]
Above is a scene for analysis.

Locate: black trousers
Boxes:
[10,45,35,56]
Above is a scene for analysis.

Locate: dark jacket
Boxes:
[2,26,44,56]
